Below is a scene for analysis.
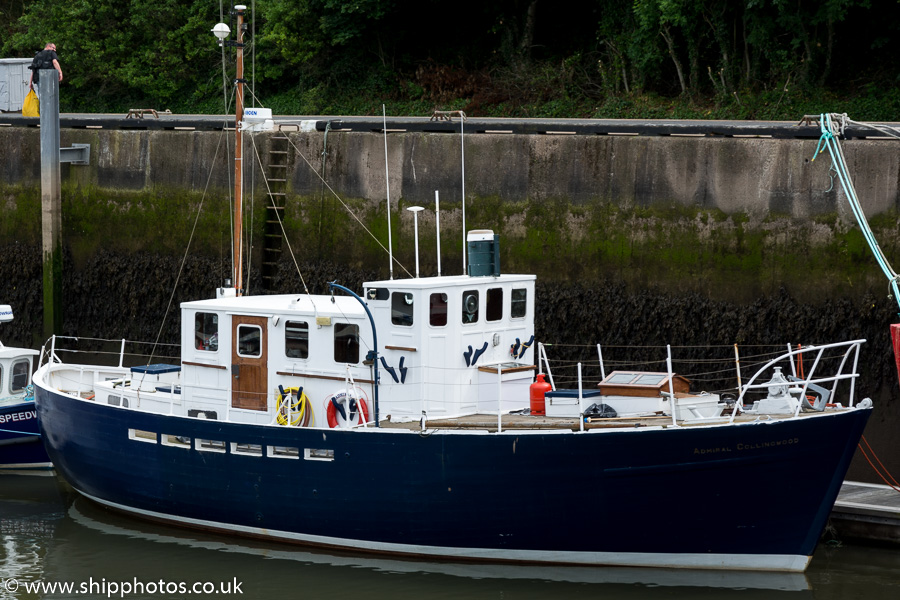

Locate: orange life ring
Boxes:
[325,390,370,428]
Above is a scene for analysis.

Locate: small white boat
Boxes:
[0,304,46,469]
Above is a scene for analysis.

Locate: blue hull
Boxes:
[0,400,51,469]
[35,386,870,570]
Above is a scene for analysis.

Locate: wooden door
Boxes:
[231,315,268,411]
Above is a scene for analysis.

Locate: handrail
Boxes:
[729,339,865,423]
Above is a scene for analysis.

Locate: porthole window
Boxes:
[462,290,479,324]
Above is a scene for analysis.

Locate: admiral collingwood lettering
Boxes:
[693,437,800,455]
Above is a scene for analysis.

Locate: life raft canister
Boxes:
[325,389,370,428]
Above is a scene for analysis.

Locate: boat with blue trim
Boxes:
[0,304,46,470]
[30,9,874,572]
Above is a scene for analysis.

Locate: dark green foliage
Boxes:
[2,1,900,118]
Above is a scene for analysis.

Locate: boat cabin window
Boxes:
[195,312,219,351]
[285,320,309,359]
[511,288,527,319]
[462,290,479,324]
[334,323,360,364]
[430,293,448,327]
[486,288,503,322]
[237,324,262,357]
[391,292,414,326]
[11,360,30,393]
[366,287,389,301]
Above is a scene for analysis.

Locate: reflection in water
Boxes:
[2,473,899,599]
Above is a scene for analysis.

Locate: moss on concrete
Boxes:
[2,181,896,305]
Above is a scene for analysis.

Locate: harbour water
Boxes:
[2,473,899,599]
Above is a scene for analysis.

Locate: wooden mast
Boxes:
[233,5,246,296]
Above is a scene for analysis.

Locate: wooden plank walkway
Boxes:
[831,481,900,544]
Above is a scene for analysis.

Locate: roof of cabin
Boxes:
[181,293,367,318]
[364,274,536,289]
[0,345,39,360]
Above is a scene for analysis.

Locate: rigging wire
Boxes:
[241,85,414,279]
[145,129,232,366]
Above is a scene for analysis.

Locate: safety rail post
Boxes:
[792,345,825,418]
[849,343,861,406]
[496,364,503,433]
[787,343,797,378]
[667,345,677,427]
[577,362,584,432]
[733,344,743,396]
[118,339,126,369]
[596,344,606,381]
[538,342,556,391]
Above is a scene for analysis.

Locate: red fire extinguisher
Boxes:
[530,373,551,416]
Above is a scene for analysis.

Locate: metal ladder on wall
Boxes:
[261,125,293,289]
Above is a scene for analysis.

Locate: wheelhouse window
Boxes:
[391,292,414,326]
[511,288,528,319]
[430,293,448,327]
[195,312,219,351]
[334,323,360,364]
[486,288,503,322]
[11,360,30,393]
[285,320,309,359]
[462,290,479,324]
[237,325,262,357]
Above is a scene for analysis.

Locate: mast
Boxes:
[233,4,246,296]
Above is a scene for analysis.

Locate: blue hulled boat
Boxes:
[31,258,873,572]
[0,304,47,469]
[30,7,873,572]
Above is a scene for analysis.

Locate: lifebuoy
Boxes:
[277,386,313,427]
[325,389,370,428]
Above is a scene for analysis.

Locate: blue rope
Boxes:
[0,428,40,436]
[813,113,900,312]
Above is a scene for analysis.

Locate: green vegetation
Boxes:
[2,1,899,120]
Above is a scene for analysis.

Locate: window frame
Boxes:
[391,292,415,327]
[486,288,503,322]
[236,324,263,358]
[334,322,361,364]
[10,359,30,393]
[511,288,528,319]
[462,290,480,324]
[429,292,448,327]
[285,320,310,360]
[194,312,220,352]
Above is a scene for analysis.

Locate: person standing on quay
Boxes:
[28,43,63,99]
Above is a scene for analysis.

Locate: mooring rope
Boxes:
[813,113,900,311]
